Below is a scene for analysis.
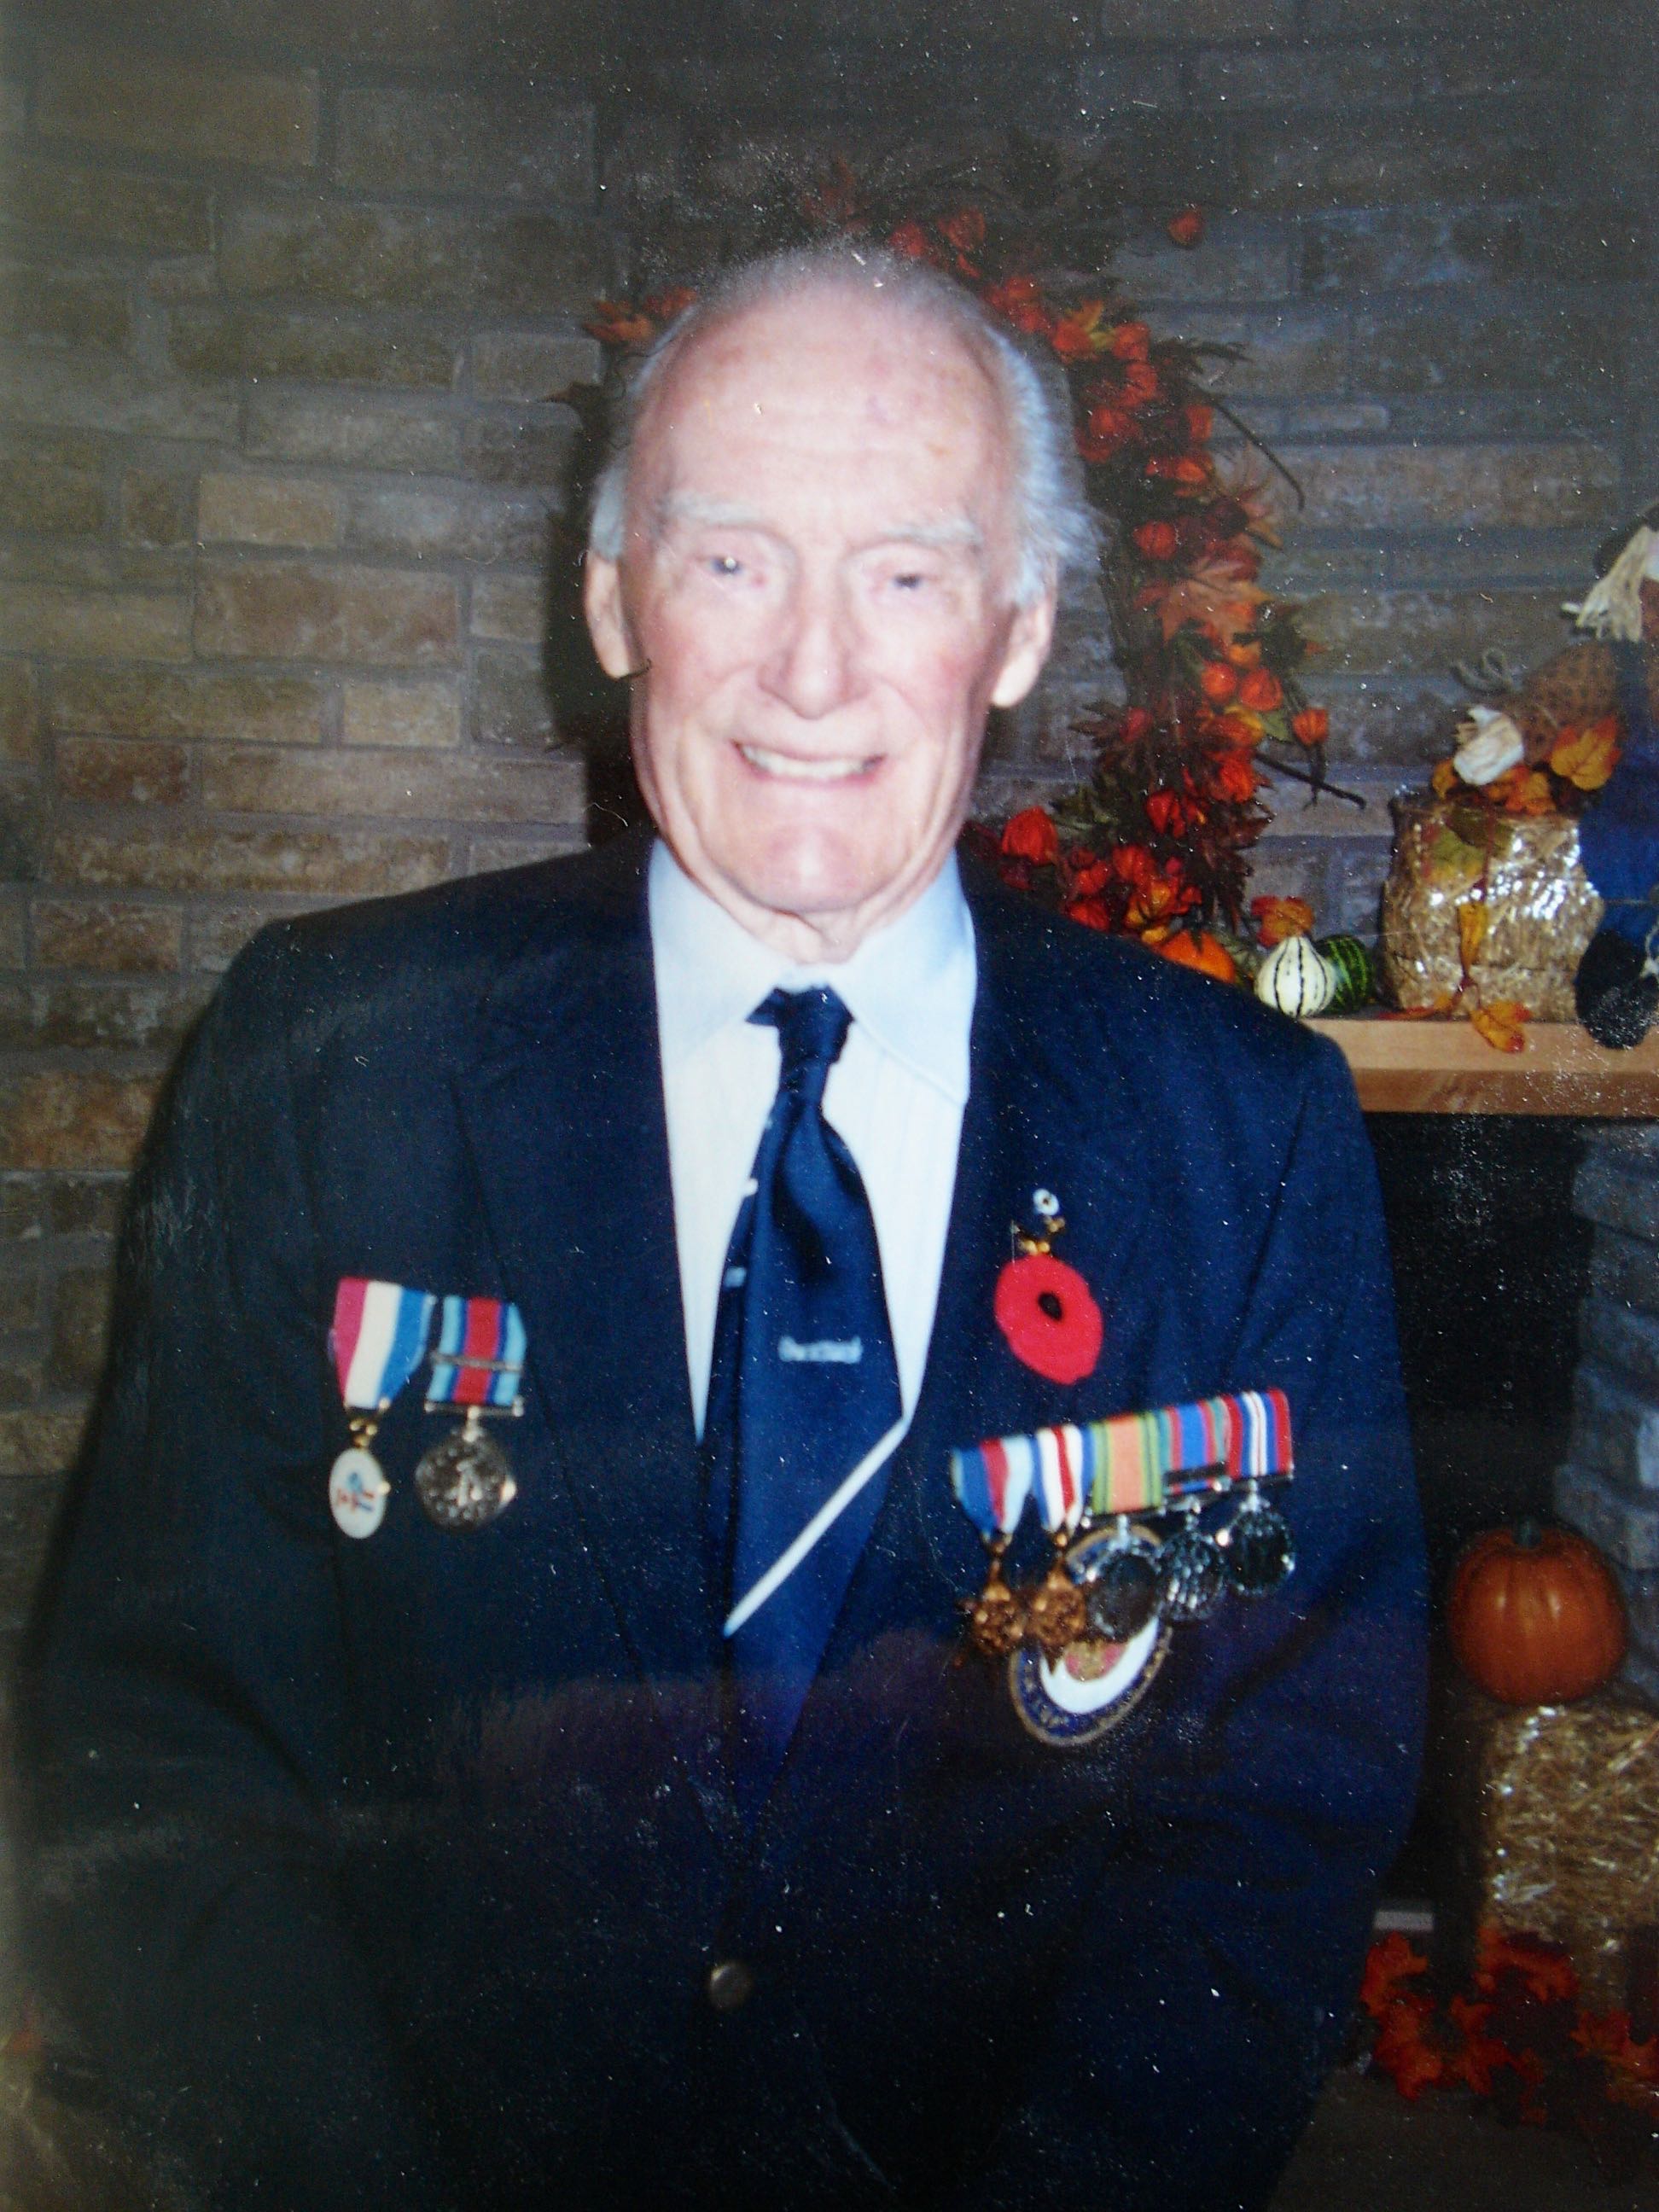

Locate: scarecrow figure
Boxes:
[1446,506,1659,1047]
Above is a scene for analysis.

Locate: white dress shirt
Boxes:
[649,840,976,1438]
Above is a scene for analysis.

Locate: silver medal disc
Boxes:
[413,1423,518,1532]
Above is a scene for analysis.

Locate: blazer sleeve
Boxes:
[18,930,449,2210]
[950,1037,1428,2212]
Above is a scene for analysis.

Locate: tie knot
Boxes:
[753,987,853,1081]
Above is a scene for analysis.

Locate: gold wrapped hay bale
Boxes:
[1441,1681,1659,2010]
[1381,799,1604,1021]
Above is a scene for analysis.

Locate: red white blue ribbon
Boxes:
[952,1388,1293,1532]
[330,1278,436,1412]
[950,1431,1036,1541]
[426,1295,527,1412]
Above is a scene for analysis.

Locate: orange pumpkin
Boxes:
[1157,928,1237,985]
[1447,1522,1627,1705]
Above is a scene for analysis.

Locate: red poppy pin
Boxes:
[993,1188,1103,1387]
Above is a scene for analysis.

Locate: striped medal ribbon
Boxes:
[413,1294,527,1531]
[948,1387,1296,1656]
[327,1278,437,1540]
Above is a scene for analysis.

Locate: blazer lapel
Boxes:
[453,837,731,1817]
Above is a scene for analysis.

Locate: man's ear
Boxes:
[989,585,1057,710]
[583,553,638,680]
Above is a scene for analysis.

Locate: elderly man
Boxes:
[21,249,1424,2212]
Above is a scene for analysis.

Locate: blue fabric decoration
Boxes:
[1579,642,1659,946]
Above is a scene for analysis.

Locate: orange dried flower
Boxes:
[1208,751,1260,802]
[1000,806,1060,867]
[1430,758,1460,797]
[1064,894,1112,932]
[1198,659,1240,706]
[1290,707,1329,748]
[888,219,934,264]
[1107,320,1151,361]
[1237,667,1284,713]
[1080,405,1136,461]
[1146,789,1202,837]
[1134,521,1179,562]
[1145,452,1211,486]
[981,275,1051,337]
[1184,403,1214,444]
[1052,299,1109,360]
[1251,894,1315,947]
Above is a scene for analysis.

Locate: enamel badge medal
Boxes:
[328,1278,436,1538]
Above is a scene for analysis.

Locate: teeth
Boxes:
[738,744,872,783]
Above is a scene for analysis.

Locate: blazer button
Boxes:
[705,1958,754,2012]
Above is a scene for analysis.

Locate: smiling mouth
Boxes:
[737,743,879,783]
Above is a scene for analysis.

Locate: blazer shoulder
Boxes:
[200,835,652,1098]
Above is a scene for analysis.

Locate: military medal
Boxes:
[949,1385,1295,1749]
[1224,1479,1296,1595]
[1025,1423,1088,1657]
[1156,1501,1228,1621]
[328,1278,436,1539]
[950,1427,1034,1658]
[1076,1516,1161,1641]
[415,1294,527,1531]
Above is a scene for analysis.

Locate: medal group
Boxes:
[328,1277,526,1538]
[950,1388,1296,1744]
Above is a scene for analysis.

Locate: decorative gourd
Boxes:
[1316,933,1377,1013]
[1254,934,1336,1017]
[1158,928,1237,984]
[1448,1521,1627,1705]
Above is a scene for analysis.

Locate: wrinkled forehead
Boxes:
[628,285,1018,536]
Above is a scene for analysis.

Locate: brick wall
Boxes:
[0,0,1652,1685]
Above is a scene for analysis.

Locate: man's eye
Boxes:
[707,555,745,579]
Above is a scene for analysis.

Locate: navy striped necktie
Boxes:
[703,987,904,1820]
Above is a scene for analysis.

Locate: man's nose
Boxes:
[758,578,863,719]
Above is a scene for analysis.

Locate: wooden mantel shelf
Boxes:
[1307,1019,1659,1116]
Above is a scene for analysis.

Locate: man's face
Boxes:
[584,286,1056,960]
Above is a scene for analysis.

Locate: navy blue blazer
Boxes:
[21,831,1426,2212]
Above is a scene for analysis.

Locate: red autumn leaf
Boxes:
[992,1253,1103,1385]
[1359,1933,1430,2020]
[1107,319,1151,361]
[1063,894,1112,932]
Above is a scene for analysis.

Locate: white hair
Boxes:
[586,244,1097,608]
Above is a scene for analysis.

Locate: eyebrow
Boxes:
[653,493,986,560]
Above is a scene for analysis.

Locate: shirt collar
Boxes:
[648,838,975,1105]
